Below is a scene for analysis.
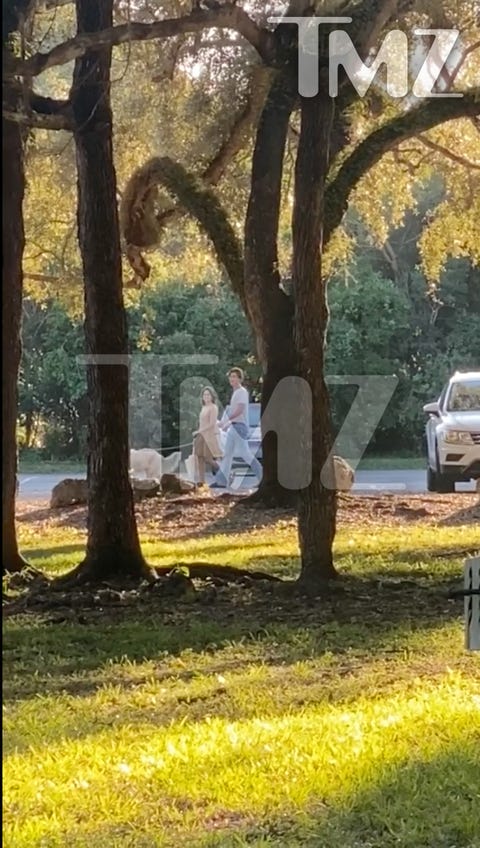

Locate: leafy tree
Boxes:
[19,300,87,456]
[68,0,151,583]
[19,283,254,459]
[4,0,479,589]
[2,0,31,573]
[127,282,254,450]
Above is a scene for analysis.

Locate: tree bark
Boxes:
[293,90,337,591]
[246,292,298,508]
[2,22,30,574]
[244,70,298,507]
[68,0,151,582]
[2,113,29,574]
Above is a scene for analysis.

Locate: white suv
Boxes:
[424,371,480,493]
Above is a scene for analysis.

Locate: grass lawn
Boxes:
[357,454,425,470]
[18,459,86,474]
[3,502,480,848]
[17,454,425,475]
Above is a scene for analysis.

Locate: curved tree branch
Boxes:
[203,64,274,184]
[244,71,297,291]
[132,156,247,310]
[2,107,71,130]
[416,133,480,170]
[444,39,480,88]
[5,4,277,79]
[324,88,480,245]
[3,90,74,130]
[155,62,273,227]
[120,62,273,286]
[352,0,415,57]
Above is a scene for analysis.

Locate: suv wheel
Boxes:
[427,465,438,493]
[433,443,456,493]
[427,446,455,495]
[436,472,456,494]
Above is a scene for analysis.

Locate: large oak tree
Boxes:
[3,0,479,587]
[69,0,152,582]
[2,0,33,573]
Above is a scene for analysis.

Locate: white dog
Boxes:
[129,448,181,481]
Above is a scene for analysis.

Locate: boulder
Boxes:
[161,473,196,495]
[131,478,161,502]
[321,456,355,492]
[50,478,88,509]
[50,477,163,509]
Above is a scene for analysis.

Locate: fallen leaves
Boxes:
[15,492,480,543]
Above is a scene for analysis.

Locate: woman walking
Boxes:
[192,387,222,483]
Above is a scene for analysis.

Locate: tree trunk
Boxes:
[67,0,151,582]
[293,91,338,591]
[247,292,298,507]
[244,71,298,506]
[2,73,29,573]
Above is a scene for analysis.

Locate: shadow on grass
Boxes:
[10,743,477,847]
[184,498,294,538]
[16,504,85,525]
[16,498,288,541]
[3,548,466,704]
[21,538,283,566]
[439,499,480,526]
[21,543,84,559]
[189,743,479,848]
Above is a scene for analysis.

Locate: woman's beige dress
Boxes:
[193,404,222,480]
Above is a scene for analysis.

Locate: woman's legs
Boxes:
[196,455,206,483]
[193,435,206,483]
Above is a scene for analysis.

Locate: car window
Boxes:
[438,383,448,410]
[446,380,480,412]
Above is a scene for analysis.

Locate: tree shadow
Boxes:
[16,496,289,539]
[179,497,294,539]
[18,543,84,559]
[194,743,479,847]
[16,503,86,528]
[8,740,477,846]
[439,499,480,526]
[3,548,466,708]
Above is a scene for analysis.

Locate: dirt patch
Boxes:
[16,492,480,541]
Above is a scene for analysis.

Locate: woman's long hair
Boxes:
[201,386,217,406]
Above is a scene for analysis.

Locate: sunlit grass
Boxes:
[4,679,479,847]
[3,520,480,847]
[16,520,480,578]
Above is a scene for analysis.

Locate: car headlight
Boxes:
[443,430,474,445]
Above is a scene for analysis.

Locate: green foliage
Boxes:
[127,281,254,450]
[20,228,479,460]
[19,301,87,458]
[327,252,480,451]
[19,282,254,458]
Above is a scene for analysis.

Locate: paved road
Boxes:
[17,469,477,501]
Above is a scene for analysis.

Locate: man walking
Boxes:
[211,368,262,489]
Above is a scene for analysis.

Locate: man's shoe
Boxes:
[211,471,228,489]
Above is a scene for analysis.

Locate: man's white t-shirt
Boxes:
[229,386,249,426]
